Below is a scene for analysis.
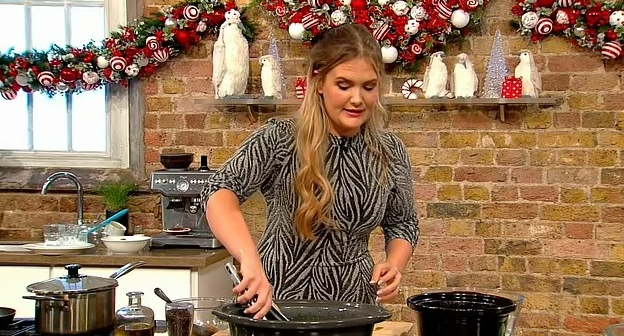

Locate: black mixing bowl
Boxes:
[212,300,391,336]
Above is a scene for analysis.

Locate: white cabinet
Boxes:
[0,266,51,318]
[49,257,233,320]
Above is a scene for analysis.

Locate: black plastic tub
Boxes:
[407,291,517,336]
[212,300,391,336]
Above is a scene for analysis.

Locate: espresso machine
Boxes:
[149,154,223,249]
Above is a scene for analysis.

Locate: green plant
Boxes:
[96,181,139,211]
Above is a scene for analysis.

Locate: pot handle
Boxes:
[109,261,146,280]
[22,295,66,302]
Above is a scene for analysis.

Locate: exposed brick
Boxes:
[464,186,489,201]
[564,223,594,239]
[572,74,620,92]
[517,312,561,329]
[426,203,480,219]
[469,255,498,271]
[612,244,624,262]
[559,259,589,276]
[546,168,599,185]
[224,131,252,147]
[530,149,556,166]
[590,261,624,277]
[436,185,460,201]
[557,149,587,166]
[591,187,624,203]
[528,257,558,274]
[480,133,536,148]
[174,131,223,146]
[441,255,468,271]
[484,239,542,255]
[525,111,553,129]
[186,78,211,94]
[184,114,207,129]
[445,221,474,236]
[440,132,480,148]
[159,114,185,129]
[408,149,434,166]
[434,150,460,164]
[459,149,494,165]
[538,131,597,148]
[541,74,571,91]
[553,112,581,128]
[404,254,440,271]
[519,186,558,202]
[498,256,526,273]
[172,60,212,77]
[613,298,624,315]
[454,167,507,182]
[144,130,173,147]
[402,271,447,288]
[598,130,624,148]
[475,221,501,237]
[547,55,604,72]
[482,203,538,219]
[395,132,438,148]
[146,97,173,112]
[423,166,453,182]
[502,274,561,292]
[601,169,624,185]
[568,93,601,110]
[602,206,624,223]
[162,79,186,94]
[491,186,518,201]
[588,149,618,167]
[496,150,526,166]
[563,315,621,334]
[560,188,588,204]
[582,111,616,128]
[446,273,500,288]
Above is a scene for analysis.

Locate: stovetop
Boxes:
[2,320,167,336]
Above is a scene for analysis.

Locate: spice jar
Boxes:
[115,291,155,336]
[165,301,194,336]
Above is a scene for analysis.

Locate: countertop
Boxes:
[0,240,231,269]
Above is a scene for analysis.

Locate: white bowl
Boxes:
[101,235,150,254]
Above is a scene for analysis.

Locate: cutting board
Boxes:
[212,321,415,336]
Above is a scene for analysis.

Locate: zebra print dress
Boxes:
[201,118,419,304]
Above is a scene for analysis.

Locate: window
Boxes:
[0,0,130,169]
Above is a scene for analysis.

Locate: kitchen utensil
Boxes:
[101,235,150,254]
[212,300,392,336]
[0,307,15,327]
[154,287,173,303]
[103,221,126,236]
[224,262,289,321]
[23,261,145,335]
[21,242,94,256]
[407,290,517,336]
[86,208,129,235]
[160,152,194,170]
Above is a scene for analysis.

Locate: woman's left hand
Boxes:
[371,262,402,303]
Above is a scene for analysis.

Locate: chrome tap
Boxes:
[41,172,85,225]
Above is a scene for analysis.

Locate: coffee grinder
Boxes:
[149,153,223,249]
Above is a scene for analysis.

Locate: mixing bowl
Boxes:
[172,297,230,336]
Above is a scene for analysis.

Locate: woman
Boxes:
[201,23,419,319]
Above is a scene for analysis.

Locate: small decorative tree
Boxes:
[482,29,508,98]
[96,180,138,235]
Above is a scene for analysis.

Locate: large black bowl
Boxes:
[0,307,15,327]
[212,300,391,336]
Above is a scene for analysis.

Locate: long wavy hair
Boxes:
[294,23,390,240]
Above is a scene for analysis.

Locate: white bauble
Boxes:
[124,64,140,77]
[410,6,427,21]
[164,18,176,28]
[377,0,387,5]
[609,10,624,28]
[331,10,347,25]
[404,20,420,35]
[521,11,539,29]
[82,71,100,85]
[392,0,409,16]
[450,9,470,28]
[381,45,398,63]
[96,56,109,69]
[288,23,306,40]
[15,74,30,86]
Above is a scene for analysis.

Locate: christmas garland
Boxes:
[257,0,490,67]
[0,0,255,100]
[511,0,624,59]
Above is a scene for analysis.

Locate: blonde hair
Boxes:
[294,24,390,240]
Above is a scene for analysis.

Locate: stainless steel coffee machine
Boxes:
[149,154,222,249]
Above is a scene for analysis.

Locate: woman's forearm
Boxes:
[385,238,413,272]
[206,189,261,264]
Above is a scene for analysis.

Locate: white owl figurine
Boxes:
[421,51,451,98]
[514,49,541,98]
[212,9,250,99]
[451,53,478,98]
[259,55,283,99]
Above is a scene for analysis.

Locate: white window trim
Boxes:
[0,0,130,169]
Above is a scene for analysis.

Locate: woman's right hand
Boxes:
[233,258,274,319]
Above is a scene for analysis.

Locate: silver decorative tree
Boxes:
[481,29,508,98]
[268,28,287,98]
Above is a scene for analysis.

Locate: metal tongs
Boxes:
[225,262,290,321]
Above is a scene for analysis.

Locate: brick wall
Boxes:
[1,0,623,334]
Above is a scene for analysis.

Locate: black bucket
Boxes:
[407,291,517,336]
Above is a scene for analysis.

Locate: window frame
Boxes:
[0,0,130,169]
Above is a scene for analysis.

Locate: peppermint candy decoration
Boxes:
[410,43,424,55]
[302,13,320,29]
[556,10,569,25]
[601,41,622,59]
[308,0,321,7]
[464,0,479,9]
[1,89,17,100]
[153,48,170,63]
[183,5,200,21]
[557,0,574,6]
[535,18,553,35]
[436,1,453,20]
[411,6,428,20]
[82,71,100,85]
[37,71,55,86]
[146,36,160,51]
[373,23,391,41]
[110,56,127,72]
[275,5,287,16]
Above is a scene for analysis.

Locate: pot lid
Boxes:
[27,264,118,295]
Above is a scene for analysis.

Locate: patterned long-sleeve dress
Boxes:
[200,118,419,304]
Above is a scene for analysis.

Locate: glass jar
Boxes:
[165,301,194,336]
[115,291,155,336]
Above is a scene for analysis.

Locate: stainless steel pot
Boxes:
[23,261,145,335]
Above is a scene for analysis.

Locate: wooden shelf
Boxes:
[194,97,560,122]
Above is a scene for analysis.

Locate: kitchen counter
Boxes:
[0,245,230,269]
[211,321,415,336]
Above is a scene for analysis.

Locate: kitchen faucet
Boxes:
[41,172,85,225]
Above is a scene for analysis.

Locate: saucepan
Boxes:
[0,307,15,327]
[23,261,145,335]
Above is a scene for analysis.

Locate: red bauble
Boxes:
[535,0,554,7]
[350,0,367,11]
[60,68,78,83]
[175,30,193,49]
